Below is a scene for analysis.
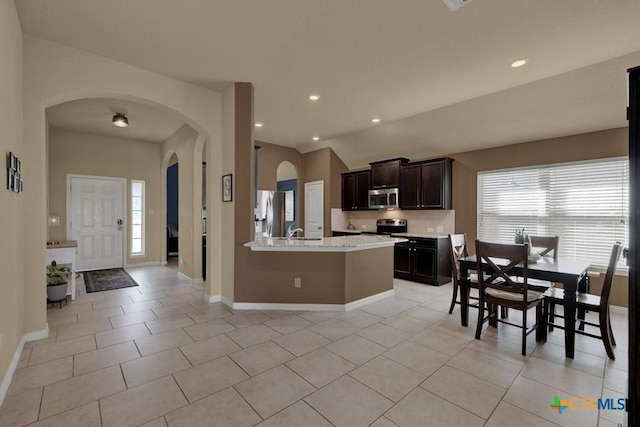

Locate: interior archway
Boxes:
[276,161,298,230]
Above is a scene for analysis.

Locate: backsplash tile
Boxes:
[331,208,455,235]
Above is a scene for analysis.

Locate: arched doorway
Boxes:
[276,161,298,231]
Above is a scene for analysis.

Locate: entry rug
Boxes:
[84,268,139,293]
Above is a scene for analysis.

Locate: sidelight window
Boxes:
[131,180,145,256]
[477,157,628,272]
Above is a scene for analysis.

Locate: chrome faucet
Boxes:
[286,226,304,241]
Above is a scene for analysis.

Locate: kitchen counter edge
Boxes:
[245,235,408,252]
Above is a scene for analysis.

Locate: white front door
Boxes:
[68,175,125,271]
[305,180,324,238]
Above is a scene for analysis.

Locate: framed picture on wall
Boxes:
[222,174,233,202]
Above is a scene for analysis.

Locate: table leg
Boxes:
[460,275,470,327]
[563,279,578,359]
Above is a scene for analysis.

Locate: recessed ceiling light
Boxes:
[371,117,381,123]
[312,136,320,141]
[510,58,528,68]
[254,122,263,128]
[309,94,320,101]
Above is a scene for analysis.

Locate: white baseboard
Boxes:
[177,272,202,283]
[226,289,395,312]
[206,294,222,303]
[0,325,49,407]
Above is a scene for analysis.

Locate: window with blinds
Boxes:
[477,157,628,272]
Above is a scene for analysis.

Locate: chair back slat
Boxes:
[529,235,559,260]
[475,241,529,296]
[449,233,469,282]
[599,242,623,309]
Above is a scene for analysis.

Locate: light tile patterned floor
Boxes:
[0,262,629,426]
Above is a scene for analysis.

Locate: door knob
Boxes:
[117,219,123,231]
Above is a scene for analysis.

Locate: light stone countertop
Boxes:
[244,235,408,252]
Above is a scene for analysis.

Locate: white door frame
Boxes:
[304,180,324,238]
[66,174,127,270]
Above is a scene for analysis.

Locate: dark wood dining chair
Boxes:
[448,233,478,314]
[528,235,559,260]
[543,242,623,360]
[475,240,548,356]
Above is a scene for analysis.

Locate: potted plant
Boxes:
[47,260,71,302]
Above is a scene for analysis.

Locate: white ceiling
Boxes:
[18,0,640,168]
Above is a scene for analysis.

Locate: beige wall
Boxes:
[231,83,256,303]
[446,127,629,306]
[330,148,349,208]
[161,125,200,278]
[301,147,348,237]
[234,247,394,304]
[48,127,163,265]
[255,140,304,230]
[256,140,302,190]
[0,0,24,399]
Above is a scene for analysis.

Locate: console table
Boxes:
[46,240,77,300]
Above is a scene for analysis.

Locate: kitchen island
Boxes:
[236,235,407,310]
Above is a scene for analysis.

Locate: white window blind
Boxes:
[477,158,628,272]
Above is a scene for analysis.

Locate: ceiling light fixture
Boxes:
[255,122,263,128]
[312,136,320,141]
[371,117,381,123]
[309,94,320,101]
[510,58,528,68]
[112,113,129,127]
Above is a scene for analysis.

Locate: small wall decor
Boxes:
[222,173,232,202]
[6,152,23,193]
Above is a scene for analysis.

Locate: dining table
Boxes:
[458,254,591,358]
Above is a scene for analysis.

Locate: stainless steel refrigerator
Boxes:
[255,190,286,237]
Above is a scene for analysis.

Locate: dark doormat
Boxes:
[84,268,139,293]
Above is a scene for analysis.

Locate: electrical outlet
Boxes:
[427,227,434,232]
[294,277,302,288]
[436,226,444,233]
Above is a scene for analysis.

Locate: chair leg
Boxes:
[448,280,458,314]
[607,308,616,346]
[500,306,508,319]
[475,297,485,340]
[521,307,527,356]
[536,303,546,342]
[599,309,616,360]
[548,302,555,332]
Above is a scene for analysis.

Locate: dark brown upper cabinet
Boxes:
[400,157,453,210]
[369,158,409,188]
[341,170,371,211]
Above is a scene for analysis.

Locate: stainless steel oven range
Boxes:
[362,218,407,235]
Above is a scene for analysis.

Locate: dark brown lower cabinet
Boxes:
[393,237,451,285]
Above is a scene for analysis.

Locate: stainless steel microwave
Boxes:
[368,188,399,209]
